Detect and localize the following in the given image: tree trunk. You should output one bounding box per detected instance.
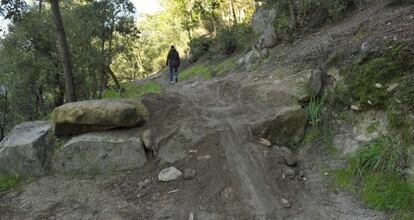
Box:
[39,0,43,13]
[99,18,106,98]
[288,0,296,30]
[0,91,8,141]
[50,0,77,102]
[231,2,238,25]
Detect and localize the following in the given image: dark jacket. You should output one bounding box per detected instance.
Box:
[166,49,180,68]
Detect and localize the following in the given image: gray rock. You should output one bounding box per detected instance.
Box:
[183,168,196,180]
[279,146,297,166]
[309,69,324,97]
[281,164,295,177]
[253,105,308,148]
[260,48,270,58]
[387,83,398,93]
[158,167,182,182]
[0,121,51,176]
[258,138,272,147]
[52,99,149,136]
[251,8,277,35]
[142,129,154,152]
[52,131,147,174]
[258,25,277,49]
[281,198,291,208]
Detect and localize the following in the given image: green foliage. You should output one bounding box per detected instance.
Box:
[0,175,20,192]
[273,12,291,37]
[361,174,414,212]
[322,0,349,20]
[188,36,213,62]
[103,81,162,99]
[333,136,413,218]
[343,42,414,109]
[306,97,324,127]
[216,24,252,55]
[349,136,407,177]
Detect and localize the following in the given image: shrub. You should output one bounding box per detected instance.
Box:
[322,0,351,20]
[216,24,252,55]
[273,12,291,38]
[188,36,213,62]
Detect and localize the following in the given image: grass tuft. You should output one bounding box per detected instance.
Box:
[333,136,413,219]
[103,81,162,99]
[0,176,20,192]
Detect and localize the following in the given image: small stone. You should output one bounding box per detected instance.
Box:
[299,170,305,177]
[279,146,297,166]
[410,15,414,19]
[197,155,211,160]
[281,164,295,177]
[183,168,196,180]
[142,129,153,150]
[367,100,373,105]
[281,198,291,208]
[158,167,182,182]
[387,83,398,93]
[375,83,383,88]
[258,138,272,147]
[221,187,234,200]
[351,105,361,111]
[188,212,194,220]
[324,172,329,176]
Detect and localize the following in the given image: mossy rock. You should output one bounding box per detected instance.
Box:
[253,105,308,148]
[52,99,149,136]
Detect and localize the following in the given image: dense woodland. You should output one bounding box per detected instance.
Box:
[0,0,258,140]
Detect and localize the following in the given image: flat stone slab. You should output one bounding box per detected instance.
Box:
[52,131,147,174]
[51,99,149,136]
[0,121,51,176]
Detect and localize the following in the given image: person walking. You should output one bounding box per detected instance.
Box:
[166,45,180,83]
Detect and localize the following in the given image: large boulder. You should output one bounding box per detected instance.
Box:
[52,131,147,174]
[52,99,149,136]
[253,106,308,148]
[0,121,51,176]
[251,8,277,36]
[257,25,277,49]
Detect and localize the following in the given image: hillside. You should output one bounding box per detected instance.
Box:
[1,1,414,219]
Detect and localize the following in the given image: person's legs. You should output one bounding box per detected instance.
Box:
[169,65,174,82]
[174,67,178,82]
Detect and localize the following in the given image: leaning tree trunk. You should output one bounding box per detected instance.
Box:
[288,0,297,30]
[50,0,77,102]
